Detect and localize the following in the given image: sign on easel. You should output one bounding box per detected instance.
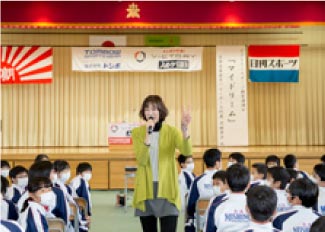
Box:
[108,122,140,145]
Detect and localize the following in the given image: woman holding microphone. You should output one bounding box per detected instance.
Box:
[132,95,192,232]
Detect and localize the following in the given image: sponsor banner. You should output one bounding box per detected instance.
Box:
[108,122,140,145]
[1,46,53,84]
[216,46,248,146]
[248,45,300,82]
[89,35,127,47]
[72,47,202,72]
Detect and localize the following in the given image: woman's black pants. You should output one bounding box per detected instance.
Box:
[140,215,178,232]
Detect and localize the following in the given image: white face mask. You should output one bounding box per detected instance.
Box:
[1,169,10,178]
[59,171,71,184]
[227,161,234,168]
[83,173,92,182]
[17,177,28,188]
[185,163,195,172]
[40,191,56,208]
[213,186,221,195]
[52,173,58,184]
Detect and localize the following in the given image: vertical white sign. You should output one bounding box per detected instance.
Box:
[216,46,248,146]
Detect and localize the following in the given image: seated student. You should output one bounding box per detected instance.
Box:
[1,176,18,220]
[17,161,68,225]
[250,163,267,188]
[212,170,229,196]
[18,177,55,232]
[312,164,325,215]
[273,178,320,231]
[267,167,291,214]
[1,160,11,178]
[186,149,222,223]
[34,154,49,163]
[0,219,23,232]
[53,160,73,201]
[284,154,309,179]
[228,152,245,167]
[242,186,280,232]
[265,155,280,168]
[310,216,325,232]
[204,164,250,232]
[178,154,195,210]
[70,162,93,226]
[7,165,28,204]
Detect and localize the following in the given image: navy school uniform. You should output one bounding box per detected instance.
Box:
[1,199,18,220]
[273,205,321,232]
[204,193,249,232]
[204,193,228,232]
[18,201,49,232]
[7,184,26,204]
[0,219,23,232]
[179,169,195,210]
[187,170,217,219]
[249,180,266,190]
[70,175,92,216]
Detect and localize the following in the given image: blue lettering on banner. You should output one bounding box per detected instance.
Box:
[224,210,249,222]
[293,223,311,232]
[320,205,325,214]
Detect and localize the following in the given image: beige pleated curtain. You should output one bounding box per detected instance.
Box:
[1,26,325,146]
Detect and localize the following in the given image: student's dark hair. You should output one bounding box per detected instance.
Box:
[265,155,280,167]
[177,154,192,166]
[321,155,325,163]
[28,161,53,180]
[9,165,28,179]
[246,186,277,222]
[288,178,318,208]
[34,154,49,163]
[229,152,245,164]
[314,163,325,181]
[1,176,9,195]
[203,149,222,168]
[1,160,10,168]
[267,167,290,190]
[53,160,70,173]
[252,163,267,179]
[139,95,168,121]
[213,170,227,184]
[226,164,250,192]
[284,154,297,169]
[22,177,52,212]
[287,168,298,181]
[310,216,325,232]
[77,162,92,174]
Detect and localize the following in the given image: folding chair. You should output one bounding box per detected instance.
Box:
[124,166,137,212]
[74,197,88,218]
[47,218,65,232]
[195,198,211,232]
[69,202,79,232]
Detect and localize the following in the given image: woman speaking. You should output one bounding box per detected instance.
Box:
[132,95,192,232]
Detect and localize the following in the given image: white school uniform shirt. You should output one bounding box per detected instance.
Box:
[242,222,281,232]
[6,184,25,202]
[18,201,50,232]
[179,169,195,210]
[316,186,325,215]
[273,205,321,232]
[275,189,292,214]
[207,193,250,232]
[70,175,92,210]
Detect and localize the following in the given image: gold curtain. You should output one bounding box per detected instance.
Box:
[1,26,325,146]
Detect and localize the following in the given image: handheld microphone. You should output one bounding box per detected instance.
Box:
[148,116,154,134]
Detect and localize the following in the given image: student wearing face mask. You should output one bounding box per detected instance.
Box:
[53,160,73,201]
[7,166,28,204]
[227,152,245,167]
[19,177,55,232]
[17,161,69,225]
[70,162,93,231]
[0,160,11,178]
[1,176,18,220]
[249,163,267,189]
[311,164,325,215]
[178,154,195,211]
[266,167,291,214]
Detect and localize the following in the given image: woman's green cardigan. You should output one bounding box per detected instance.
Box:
[131,123,192,212]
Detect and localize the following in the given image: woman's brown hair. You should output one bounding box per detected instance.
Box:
[139,95,169,121]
